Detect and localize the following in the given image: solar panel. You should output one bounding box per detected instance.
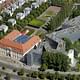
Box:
[15,35,30,44]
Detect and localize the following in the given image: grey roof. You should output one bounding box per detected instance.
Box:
[8,18,16,23]
[16,12,24,16]
[47,16,80,42]
[0,24,8,31]
[63,16,80,28]
[24,7,32,11]
[48,25,80,42]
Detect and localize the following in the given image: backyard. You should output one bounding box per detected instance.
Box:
[38,6,61,21]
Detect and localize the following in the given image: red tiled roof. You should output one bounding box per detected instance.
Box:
[0,30,41,54]
[4,30,21,40]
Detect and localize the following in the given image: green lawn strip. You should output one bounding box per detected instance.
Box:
[26,29,35,36]
[29,19,45,27]
[22,28,35,36]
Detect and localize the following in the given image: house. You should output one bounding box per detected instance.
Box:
[0,24,8,32]
[10,3,18,12]
[3,9,13,16]
[16,0,25,7]
[0,30,41,61]
[36,0,47,5]
[23,7,32,16]
[16,12,25,20]
[31,2,39,9]
[8,18,16,26]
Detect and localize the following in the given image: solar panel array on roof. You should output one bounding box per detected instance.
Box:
[15,35,30,44]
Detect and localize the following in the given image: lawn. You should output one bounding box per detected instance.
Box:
[29,19,45,27]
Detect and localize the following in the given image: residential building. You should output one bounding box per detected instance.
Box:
[3,9,13,16]
[16,12,25,20]
[23,7,32,16]
[36,0,47,4]
[16,0,25,7]
[8,18,16,26]
[0,30,41,61]
[0,24,8,32]
[31,2,39,9]
[9,3,18,12]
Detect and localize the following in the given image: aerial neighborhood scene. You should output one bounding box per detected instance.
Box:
[0,0,80,80]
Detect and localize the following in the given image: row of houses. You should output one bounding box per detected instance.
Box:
[2,0,47,18]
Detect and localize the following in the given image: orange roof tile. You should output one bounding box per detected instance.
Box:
[0,30,41,55]
[4,30,21,40]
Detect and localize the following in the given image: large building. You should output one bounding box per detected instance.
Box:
[45,16,80,52]
[0,30,41,61]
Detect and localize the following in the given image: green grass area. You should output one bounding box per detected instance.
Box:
[27,29,35,36]
[29,19,45,27]
[22,28,35,36]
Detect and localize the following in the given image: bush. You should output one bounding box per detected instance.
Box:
[26,73,31,77]
[2,66,6,70]
[31,71,38,78]
[46,72,54,80]
[38,72,45,79]
[39,64,47,71]
[17,69,25,76]
[13,69,17,72]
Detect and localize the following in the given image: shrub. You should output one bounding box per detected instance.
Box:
[2,66,6,70]
[17,69,25,76]
[13,69,17,72]
[38,72,45,79]
[31,71,38,78]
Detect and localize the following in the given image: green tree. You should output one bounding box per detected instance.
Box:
[31,71,38,78]
[38,72,45,79]
[63,38,72,51]
[17,69,25,76]
[41,51,70,71]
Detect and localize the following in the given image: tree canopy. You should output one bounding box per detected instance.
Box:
[40,51,70,71]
